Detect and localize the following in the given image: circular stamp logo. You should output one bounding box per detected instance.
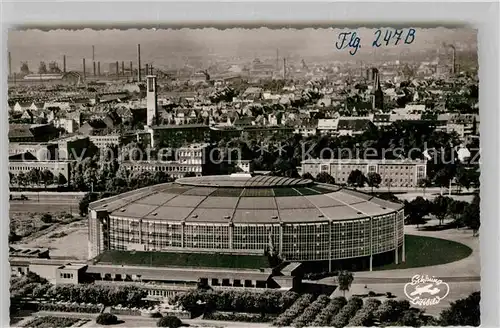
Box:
[404,274,450,306]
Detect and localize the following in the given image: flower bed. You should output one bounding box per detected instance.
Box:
[272,294,316,327]
[35,302,102,313]
[22,316,80,328]
[204,311,276,323]
[110,307,141,316]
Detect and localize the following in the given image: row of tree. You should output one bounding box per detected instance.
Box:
[404,194,480,235]
[9,169,67,189]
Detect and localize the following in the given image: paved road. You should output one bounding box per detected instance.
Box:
[9,192,83,213]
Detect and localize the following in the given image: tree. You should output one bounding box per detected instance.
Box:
[55,173,68,187]
[347,169,366,188]
[462,194,480,236]
[404,197,431,228]
[337,270,354,297]
[316,172,335,184]
[27,168,42,187]
[20,61,30,75]
[157,316,182,328]
[17,172,26,188]
[9,172,15,186]
[79,192,99,216]
[184,172,196,178]
[40,169,54,189]
[301,172,315,181]
[439,291,480,326]
[432,196,452,226]
[366,172,382,193]
[417,177,431,195]
[96,313,118,325]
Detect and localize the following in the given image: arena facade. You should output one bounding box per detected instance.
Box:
[88,174,405,271]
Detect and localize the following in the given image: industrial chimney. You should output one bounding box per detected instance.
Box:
[93,62,96,76]
[83,58,86,80]
[129,61,133,77]
[284,58,286,80]
[137,44,142,81]
[145,64,149,78]
[8,51,12,77]
[63,55,66,73]
[97,62,101,76]
[122,61,125,75]
[116,61,119,76]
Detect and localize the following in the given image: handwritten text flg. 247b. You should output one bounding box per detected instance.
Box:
[335,28,416,56]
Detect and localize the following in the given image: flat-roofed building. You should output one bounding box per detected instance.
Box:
[9,160,71,182]
[302,158,427,187]
[122,143,210,179]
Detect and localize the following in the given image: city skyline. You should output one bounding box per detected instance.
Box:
[8,27,477,71]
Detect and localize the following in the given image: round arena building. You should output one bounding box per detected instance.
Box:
[88,174,405,271]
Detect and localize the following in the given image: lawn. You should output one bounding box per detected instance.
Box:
[94,250,270,269]
[375,234,473,270]
[22,316,81,328]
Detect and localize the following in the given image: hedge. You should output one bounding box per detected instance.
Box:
[175,289,298,315]
[272,294,316,327]
[347,298,381,327]
[35,302,102,313]
[204,311,276,323]
[292,294,331,328]
[330,296,363,328]
[310,296,347,327]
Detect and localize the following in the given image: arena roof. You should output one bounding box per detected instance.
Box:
[90,175,403,224]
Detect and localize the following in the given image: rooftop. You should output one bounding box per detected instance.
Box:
[90,175,403,224]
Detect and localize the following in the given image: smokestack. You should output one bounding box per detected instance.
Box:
[283,58,286,80]
[98,62,101,76]
[130,61,133,77]
[137,44,141,81]
[93,61,96,76]
[122,61,125,75]
[8,51,11,77]
[145,64,149,77]
[276,49,279,70]
[116,61,119,76]
[63,55,66,73]
[92,45,95,62]
[451,47,456,75]
[83,58,86,80]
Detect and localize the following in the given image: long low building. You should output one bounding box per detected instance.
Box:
[302,158,427,188]
[88,174,405,271]
[9,160,71,181]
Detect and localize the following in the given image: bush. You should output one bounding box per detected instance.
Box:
[310,296,347,327]
[96,313,118,325]
[40,213,54,223]
[374,299,411,324]
[272,294,315,327]
[330,296,363,328]
[157,316,182,328]
[347,298,381,327]
[292,294,331,327]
